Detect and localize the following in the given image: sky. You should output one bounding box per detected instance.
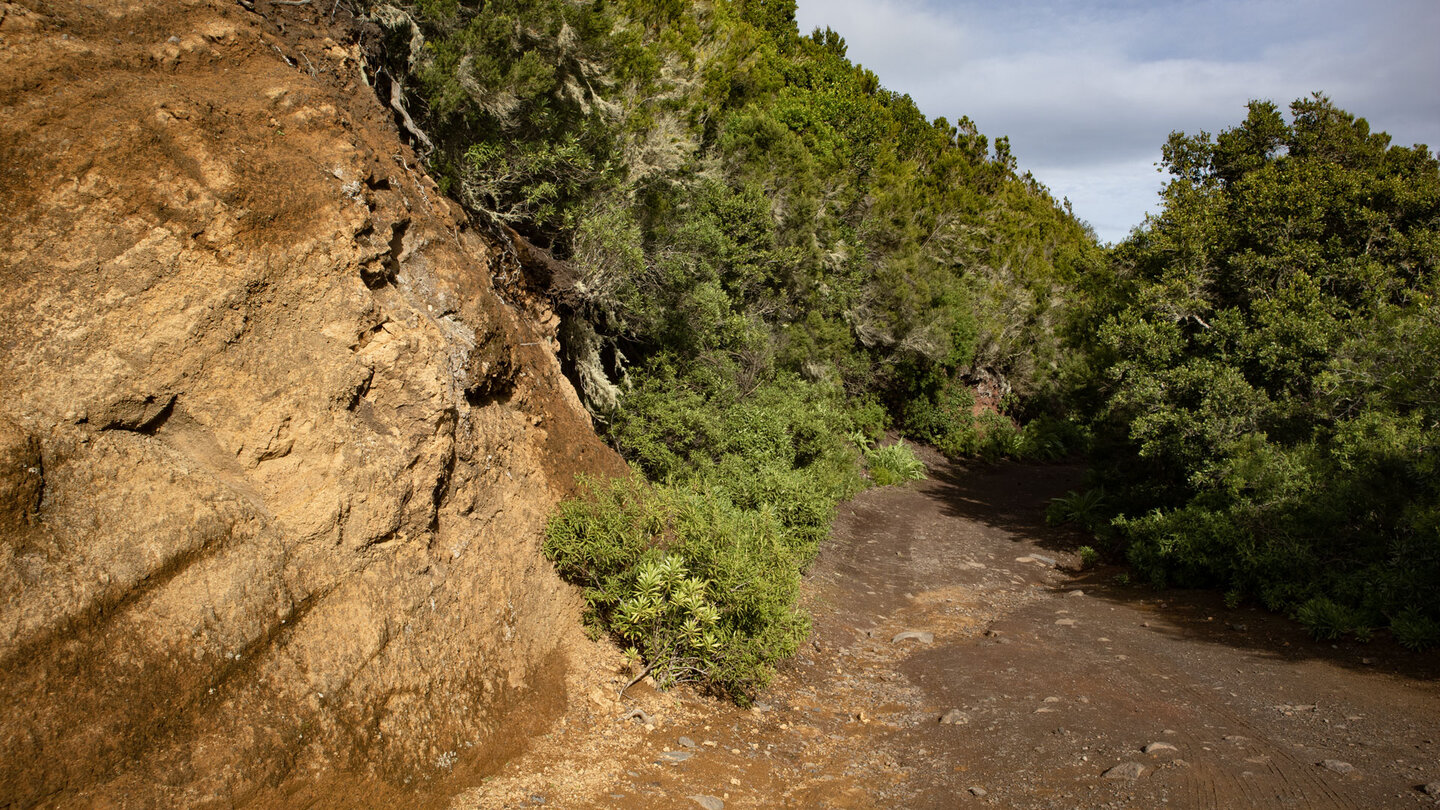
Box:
[793,0,1440,244]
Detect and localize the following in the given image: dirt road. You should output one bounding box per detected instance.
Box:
[453,454,1440,808]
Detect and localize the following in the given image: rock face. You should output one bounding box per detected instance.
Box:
[0,0,622,805]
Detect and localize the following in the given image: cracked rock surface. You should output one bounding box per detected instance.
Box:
[0,1,621,805]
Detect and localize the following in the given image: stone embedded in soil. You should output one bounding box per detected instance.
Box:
[1144,742,1179,754]
[1103,762,1147,780]
[690,796,725,810]
[620,708,654,725]
[969,786,988,796]
[1320,759,1355,775]
[659,751,693,764]
[678,736,696,748]
[892,630,935,644]
[939,709,970,725]
[1421,781,1440,797]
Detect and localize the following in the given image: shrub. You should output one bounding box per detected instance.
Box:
[545,476,812,698]
[1391,609,1440,652]
[1295,597,1367,642]
[1046,488,1107,530]
[1076,545,1100,569]
[864,440,927,486]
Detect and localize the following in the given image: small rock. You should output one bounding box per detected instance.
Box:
[689,796,724,810]
[1103,762,1146,780]
[892,630,934,644]
[1067,589,1085,598]
[619,707,654,725]
[939,709,969,725]
[969,786,988,797]
[750,701,772,712]
[1144,742,1179,754]
[1320,759,1355,775]
[1031,554,1058,567]
[659,750,693,764]
[1421,782,1440,797]
[1055,618,1077,627]
[678,736,696,748]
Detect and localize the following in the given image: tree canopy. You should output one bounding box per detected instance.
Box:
[1074,94,1439,648]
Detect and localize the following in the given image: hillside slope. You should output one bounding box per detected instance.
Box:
[0,0,622,805]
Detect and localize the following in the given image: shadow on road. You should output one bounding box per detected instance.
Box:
[922,455,1440,683]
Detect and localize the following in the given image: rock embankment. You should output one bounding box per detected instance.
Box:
[0,0,621,804]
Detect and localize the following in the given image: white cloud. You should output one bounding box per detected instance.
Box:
[795,0,1440,243]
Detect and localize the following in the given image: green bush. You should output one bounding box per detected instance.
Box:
[1295,597,1366,641]
[545,476,813,698]
[1046,488,1108,530]
[864,439,927,486]
[1391,609,1440,652]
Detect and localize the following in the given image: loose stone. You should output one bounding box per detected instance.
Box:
[1320,759,1355,775]
[939,709,969,725]
[1103,762,1146,780]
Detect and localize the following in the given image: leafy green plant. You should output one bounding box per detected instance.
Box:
[545,475,816,699]
[864,440,927,486]
[1295,597,1365,641]
[1045,488,1107,529]
[1391,609,1440,652]
[610,554,723,687]
[1076,545,1100,569]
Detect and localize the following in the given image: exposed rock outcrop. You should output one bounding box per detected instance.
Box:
[0,0,623,804]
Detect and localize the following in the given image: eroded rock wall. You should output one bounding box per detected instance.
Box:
[0,0,622,804]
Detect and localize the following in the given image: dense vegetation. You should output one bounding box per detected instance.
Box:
[1068,95,1440,649]
[360,0,1438,692]
[364,0,1092,697]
